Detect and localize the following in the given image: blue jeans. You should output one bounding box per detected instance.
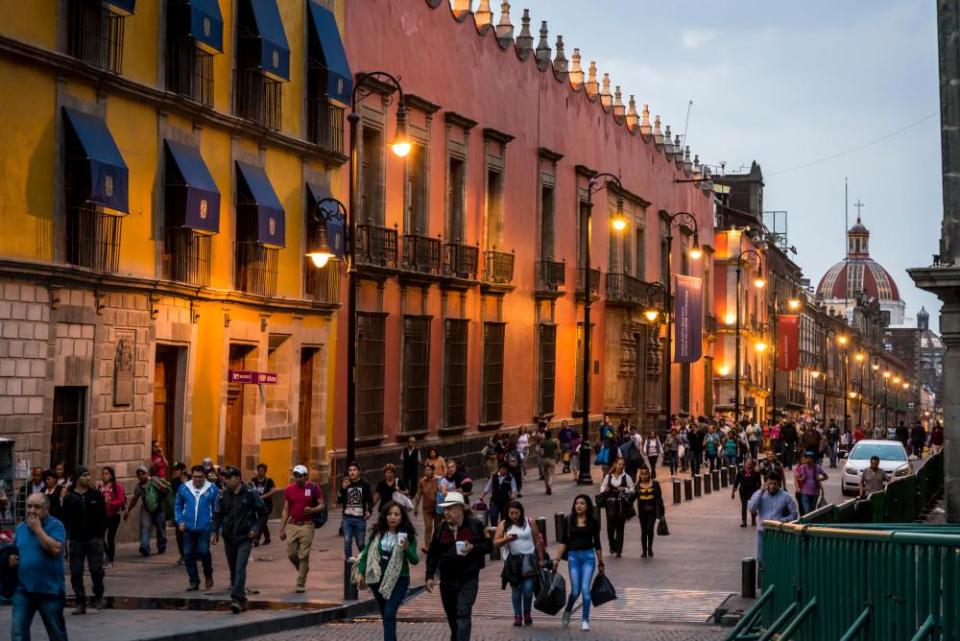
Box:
[342,515,366,559]
[372,575,409,641]
[799,493,818,516]
[11,588,68,641]
[224,538,253,603]
[140,506,167,554]
[565,549,596,622]
[183,529,213,585]
[756,531,765,566]
[725,454,738,467]
[511,576,535,617]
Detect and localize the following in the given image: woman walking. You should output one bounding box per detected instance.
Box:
[641,430,663,478]
[553,494,604,631]
[373,463,407,512]
[494,500,545,626]
[663,429,681,477]
[635,466,664,558]
[599,459,634,558]
[356,502,419,641]
[731,458,762,527]
[99,466,126,568]
[425,448,446,482]
[413,463,439,552]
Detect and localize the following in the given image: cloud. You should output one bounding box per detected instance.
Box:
[680,29,717,49]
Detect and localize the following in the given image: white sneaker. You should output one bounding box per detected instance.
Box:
[581,621,590,631]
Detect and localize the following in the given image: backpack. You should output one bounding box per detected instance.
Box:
[309,483,328,528]
[618,440,639,465]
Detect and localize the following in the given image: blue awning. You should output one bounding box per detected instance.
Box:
[246,0,290,81]
[62,107,129,214]
[236,161,285,247]
[174,0,223,53]
[104,0,136,15]
[306,183,344,258]
[165,140,221,234]
[307,1,353,104]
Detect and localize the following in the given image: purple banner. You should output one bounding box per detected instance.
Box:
[674,274,703,363]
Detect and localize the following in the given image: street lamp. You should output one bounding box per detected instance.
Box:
[854,352,865,429]
[662,212,702,429]
[342,70,409,464]
[837,335,850,431]
[577,172,627,484]
[882,370,892,429]
[305,198,347,269]
[770,294,802,424]
[871,361,880,429]
[734,249,765,423]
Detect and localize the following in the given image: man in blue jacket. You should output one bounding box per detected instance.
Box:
[175,465,219,591]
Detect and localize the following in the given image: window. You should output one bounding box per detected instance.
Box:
[578,201,590,269]
[306,54,344,152]
[406,143,429,234]
[68,0,126,73]
[51,387,86,475]
[635,228,646,279]
[485,169,504,249]
[357,313,386,439]
[660,236,669,285]
[234,0,288,129]
[540,183,555,259]
[444,320,469,428]
[538,323,557,416]
[482,323,505,424]
[235,242,278,296]
[164,228,211,285]
[402,317,431,433]
[447,156,466,243]
[66,207,122,273]
[360,125,384,225]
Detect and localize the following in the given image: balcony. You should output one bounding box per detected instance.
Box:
[605,272,646,305]
[306,97,345,154]
[304,258,341,305]
[66,207,122,273]
[162,227,211,286]
[535,259,566,292]
[69,0,125,74]
[167,39,213,106]
[234,69,281,130]
[576,267,601,299]
[235,242,278,297]
[402,233,441,274]
[483,250,515,286]
[356,224,398,269]
[443,242,479,280]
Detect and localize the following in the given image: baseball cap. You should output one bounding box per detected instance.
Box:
[222,466,242,478]
[292,465,308,476]
[136,465,149,474]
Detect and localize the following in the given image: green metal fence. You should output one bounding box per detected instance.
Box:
[727,452,953,640]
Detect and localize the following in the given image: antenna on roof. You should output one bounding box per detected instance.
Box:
[844,176,849,257]
[682,100,693,145]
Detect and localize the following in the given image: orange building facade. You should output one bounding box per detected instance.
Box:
[334,0,715,462]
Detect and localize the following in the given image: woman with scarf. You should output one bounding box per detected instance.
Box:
[494,500,545,626]
[356,501,419,641]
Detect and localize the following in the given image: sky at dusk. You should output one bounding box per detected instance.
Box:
[516,0,943,330]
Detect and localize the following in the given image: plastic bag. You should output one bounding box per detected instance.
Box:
[533,569,567,615]
[590,573,617,607]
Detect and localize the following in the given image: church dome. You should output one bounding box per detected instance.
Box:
[815,217,901,302]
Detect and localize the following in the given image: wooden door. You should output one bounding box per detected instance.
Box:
[153,347,177,462]
[297,349,317,467]
[225,345,249,467]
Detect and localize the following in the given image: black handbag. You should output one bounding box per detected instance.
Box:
[656,517,670,536]
[590,573,617,607]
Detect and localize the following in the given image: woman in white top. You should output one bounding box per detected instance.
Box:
[599,458,635,557]
[641,431,664,479]
[494,500,545,627]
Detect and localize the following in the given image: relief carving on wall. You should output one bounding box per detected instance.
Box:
[113,329,135,406]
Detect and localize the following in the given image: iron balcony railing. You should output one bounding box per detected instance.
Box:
[535,259,566,291]
[576,267,602,297]
[306,98,345,153]
[66,207,122,273]
[167,39,213,106]
[162,227,211,286]
[304,258,341,304]
[483,250,514,285]
[356,224,398,269]
[234,68,281,130]
[235,242,278,297]
[443,242,479,280]
[69,0,125,73]
[402,233,440,274]
[605,272,646,305]
[705,314,718,335]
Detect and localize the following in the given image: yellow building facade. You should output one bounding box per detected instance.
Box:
[0,0,350,507]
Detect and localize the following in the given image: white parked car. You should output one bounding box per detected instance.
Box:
[841,440,912,497]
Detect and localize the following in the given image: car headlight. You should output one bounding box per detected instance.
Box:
[895,467,910,477]
[845,467,859,476]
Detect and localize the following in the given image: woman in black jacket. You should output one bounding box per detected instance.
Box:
[731,458,763,527]
[634,466,664,558]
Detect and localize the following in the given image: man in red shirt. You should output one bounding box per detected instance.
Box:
[279,465,324,592]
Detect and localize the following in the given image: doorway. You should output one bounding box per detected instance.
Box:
[153,346,181,464]
[51,387,86,474]
[297,348,319,468]
[226,344,255,467]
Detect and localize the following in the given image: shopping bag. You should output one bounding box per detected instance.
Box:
[589,573,617,607]
[533,570,567,615]
[657,517,670,536]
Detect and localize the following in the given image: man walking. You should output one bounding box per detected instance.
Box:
[279,465,324,593]
[175,465,218,591]
[747,477,798,568]
[732,459,762,527]
[124,466,170,556]
[61,467,106,614]
[860,456,889,497]
[10,493,69,641]
[250,464,280,546]
[400,438,421,500]
[794,452,828,516]
[15,467,45,522]
[425,491,491,641]
[212,467,268,614]
[337,462,373,560]
[825,420,841,469]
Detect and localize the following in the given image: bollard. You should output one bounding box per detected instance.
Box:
[742,557,757,599]
[729,465,738,481]
[672,478,681,504]
[487,527,499,561]
[712,469,720,491]
[720,467,729,487]
[344,559,358,600]
[554,512,568,544]
[693,474,702,497]
[683,478,693,501]
[536,517,548,543]
[703,474,712,494]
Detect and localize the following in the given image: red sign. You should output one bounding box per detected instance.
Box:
[228,370,278,384]
[777,315,799,371]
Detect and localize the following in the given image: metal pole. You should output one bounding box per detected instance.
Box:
[578,197,593,485]
[884,380,888,429]
[734,263,742,424]
[664,231,674,429]
[842,351,848,431]
[858,363,864,428]
[772,299,778,424]
[346,110,360,465]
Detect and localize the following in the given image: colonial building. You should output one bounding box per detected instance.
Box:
[884,306,945,423]
[0,0,353,493]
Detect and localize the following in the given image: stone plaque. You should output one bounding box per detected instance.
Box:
[113,330,135,406]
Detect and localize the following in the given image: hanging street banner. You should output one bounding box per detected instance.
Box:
[674,274,703,363]
[778,314,800,371]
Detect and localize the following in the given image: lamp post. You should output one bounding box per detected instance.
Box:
[837,334,849,430]
[902,381,911,425]
[854,351,865,429]
[870,361,879,430]
[733,249,765,424]
[770,296,802,424]
[883,371,892,429]
[577,172,628,485]
[662,212,702,430]
[341,71,410,464]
